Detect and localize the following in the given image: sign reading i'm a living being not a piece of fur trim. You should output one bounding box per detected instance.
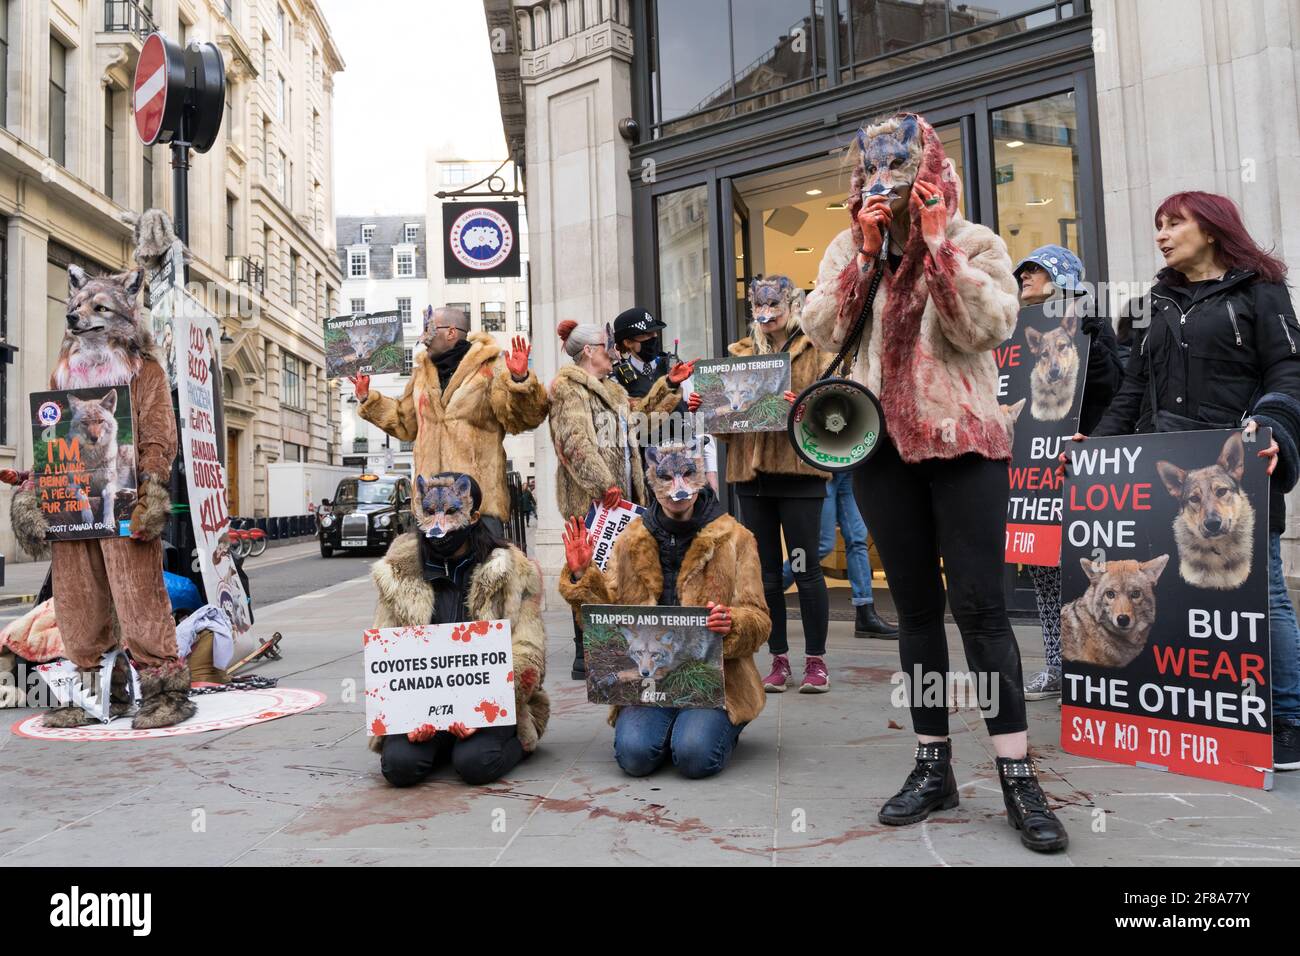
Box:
[997,301,1092,565]
[324,311,404,379]
[1059,429,1272,788]
[584,498,645,572]
[364,621,516,737]
[29,386,137,540]
[580,605,723,709]
[691,354,791,434]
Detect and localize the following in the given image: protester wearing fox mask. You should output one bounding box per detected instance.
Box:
[9,265,188,729]
[801,112,1068,852]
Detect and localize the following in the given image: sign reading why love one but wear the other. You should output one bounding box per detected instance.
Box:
[364,621,516,737]
[1059,429,1272,788]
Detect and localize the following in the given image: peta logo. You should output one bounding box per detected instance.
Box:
[49,886,151,936]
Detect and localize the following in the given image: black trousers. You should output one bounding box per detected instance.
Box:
[852,439,1027,736]
[738,493,829,656]
[380,726,524,787]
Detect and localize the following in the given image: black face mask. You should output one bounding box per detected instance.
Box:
[422,521,475,559]
[638,336,662,361]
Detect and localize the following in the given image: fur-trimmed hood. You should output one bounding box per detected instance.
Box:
[369,532,550,753]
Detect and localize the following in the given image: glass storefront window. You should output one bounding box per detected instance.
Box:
[935,121,966,218]
[653,0,732,128]
[992,91,1080,268]
[730,0,822,120]
[656,186,712,363]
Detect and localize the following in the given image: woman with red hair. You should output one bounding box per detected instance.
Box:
[1089,190,1300,771]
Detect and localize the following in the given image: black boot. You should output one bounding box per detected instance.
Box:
[878,740,959,825]
[571,636,586,681]
[854,603,898,639]
[996,756,1069,852]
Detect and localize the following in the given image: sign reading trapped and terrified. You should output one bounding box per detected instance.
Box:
[580,605,723,709]
[29,386,137,540]
[584,498,645,572]
[997,301,1091,565]
[1059,429,1273,788]
[363,621,516,737]
[324,311,404,379]
[691,354,792,434]
[442,201,520,280]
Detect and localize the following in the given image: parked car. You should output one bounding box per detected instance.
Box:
[317,473,414,557]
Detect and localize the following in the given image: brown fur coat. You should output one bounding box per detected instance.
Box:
[368,533,550,753]
[359,333,549,520]
[547,365,679,519]
[559,512,770,727]
[717,331,832,483]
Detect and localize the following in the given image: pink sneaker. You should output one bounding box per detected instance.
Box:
[800,656,830,694]
[762,654,792,693]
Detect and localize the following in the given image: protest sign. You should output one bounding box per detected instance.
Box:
[1059,429,1272,788]
[584,498,645,572]
[997,301,1091,565]
[363,620,516,737]
[580,605,723,708]
[324,311,404,378]
[30,385,136,540]
[691,353,791,433]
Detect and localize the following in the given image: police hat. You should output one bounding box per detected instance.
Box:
[612,307,666,342]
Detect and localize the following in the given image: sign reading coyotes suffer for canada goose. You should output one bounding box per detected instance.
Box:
[324,311,405,379]
[29,386,137,540]
[996,301,1091,565]
[1059,428,1273,788]
[580,605,723,709]
[691,354,791,434]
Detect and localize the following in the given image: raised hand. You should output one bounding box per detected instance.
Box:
[0,469,31,486]
[562,515,594,576]
[783,390,797,405]
[687,392,703,413]
[505,336,531,380]
[667,358,697,386]
[407,723,438,743]
[601,486,622,510]
[856,194,892,260]
[706,601,732,636]
[911,180,948,253]
[349,373,370,402]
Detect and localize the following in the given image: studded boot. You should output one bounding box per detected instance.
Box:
[878,739,959,826]
[996,756,1069,852]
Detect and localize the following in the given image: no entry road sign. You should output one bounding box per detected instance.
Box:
[133,33,179,146]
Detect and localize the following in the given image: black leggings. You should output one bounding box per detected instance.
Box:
[852,439,1027,736]
[381,725,524,787]
[738,493,829,656]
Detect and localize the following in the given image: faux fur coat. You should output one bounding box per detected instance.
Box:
[547,365,680,520]
[801,124,1019,463]
[716,331,832,483]
[359,332,549,520]
[558,512,771,727]
[368,532,550,754]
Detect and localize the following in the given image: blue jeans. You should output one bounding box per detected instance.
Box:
[782,473,874,605]
[1269,532,1300,726]
[613,706,744,779]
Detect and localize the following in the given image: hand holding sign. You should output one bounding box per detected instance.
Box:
[1056,432,1087,478]
[706,601,732,635]
[407,723,438,743]
[449,721,477,740]
[687,391,703,412]
[784,390,797,405]
[349,373,370,402]
[563,516,594,576]
[1243,419,1279,475]
[601,486,622,510]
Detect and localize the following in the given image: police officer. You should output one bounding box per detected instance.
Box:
[611,307,675,399]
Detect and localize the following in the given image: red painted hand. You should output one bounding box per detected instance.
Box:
[911,180,948,253]
[783,390,797,405]
[667,358,696,386]
[349,374,370,402]
[687,392,703,413]
[601,486,622,510]
[407,723,438,743]
[0,469,30,486]
[562,515,594,576]
[505,336,531,379]
[856,195,892,260]
[449,721,477,740]
[706,601,732,636]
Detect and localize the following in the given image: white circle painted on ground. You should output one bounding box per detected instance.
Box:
[10,687,326,742]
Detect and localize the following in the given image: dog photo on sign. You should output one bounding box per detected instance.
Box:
[1156,431,1255,590]
[1024,311,1081,422]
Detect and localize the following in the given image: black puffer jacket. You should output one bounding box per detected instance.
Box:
[641,486,724,606]
[1092,269,1300,531]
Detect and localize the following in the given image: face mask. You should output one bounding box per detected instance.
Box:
[423,520,475,557]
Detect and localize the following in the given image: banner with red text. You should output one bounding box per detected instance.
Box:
[1059,429,1272,788]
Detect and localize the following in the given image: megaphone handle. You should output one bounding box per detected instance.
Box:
[819,259,886,382]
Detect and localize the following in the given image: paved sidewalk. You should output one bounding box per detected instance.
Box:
[1,575,1296,867]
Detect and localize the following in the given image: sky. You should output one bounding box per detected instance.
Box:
[318,0,507,217]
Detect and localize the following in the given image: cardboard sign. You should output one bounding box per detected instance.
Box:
[324,311,404,379]
[30,386,137,540]
[997,301,1091,565]
[1059,429,1273,788]
[691,354,792,433]
[580,605,723,708]
[35,650,140,723]
[584,499,645,572]
[363,621,516,737]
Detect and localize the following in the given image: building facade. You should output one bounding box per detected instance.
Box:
[0,0,345,564]
[483,0,1300,596]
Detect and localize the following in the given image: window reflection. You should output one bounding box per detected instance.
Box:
[935,121,966,217]
[993,91,1080,267]
[656,187,713,363]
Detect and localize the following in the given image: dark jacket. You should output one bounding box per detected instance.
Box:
[1092,269,1300,531]
[1078,303,1125,434]
[640,486,725,606]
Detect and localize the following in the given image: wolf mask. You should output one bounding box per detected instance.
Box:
[55,266,153,390]
[644,442,707,504]
[749,276,802,327]
[415,473,479,543]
